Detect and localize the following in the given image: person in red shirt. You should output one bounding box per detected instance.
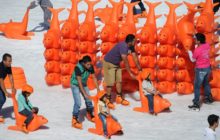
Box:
[187,33,213,111]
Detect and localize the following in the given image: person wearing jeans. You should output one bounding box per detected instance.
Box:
[71,85,93,118]
[142,74,161,115]
[187,33,213,110]
[0,53,16,123]
[193,67,212,105]
[130,0,146,15]
[70,55,100,129]
[97,91,120,139]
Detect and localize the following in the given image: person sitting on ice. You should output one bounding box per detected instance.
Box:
[142,74,163,115]
[98,92,122,139]
[70,55,100,129]
[18,84,38,134]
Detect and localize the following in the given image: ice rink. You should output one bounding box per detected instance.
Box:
[0,0,219,140]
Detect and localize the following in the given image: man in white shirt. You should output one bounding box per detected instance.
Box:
[204,114,219,140]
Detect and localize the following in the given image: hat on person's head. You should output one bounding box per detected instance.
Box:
[97,90,106,99]
[22,84,34,93]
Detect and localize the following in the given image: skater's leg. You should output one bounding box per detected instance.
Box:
[71,85,82,118]
[138,0,146,12]
[40,0,53,28]
[99,113,108,136]
[203,67,213,102]
[146,94,154,113]
[193,68,206,105]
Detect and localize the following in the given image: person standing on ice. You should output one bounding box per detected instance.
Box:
[29,0,53,30]
[204,114,219,140]
[130,0,146,15]
[70,55,100,129]
[187,33,213,111]
[103,34,142,108]
[0,53,16,123]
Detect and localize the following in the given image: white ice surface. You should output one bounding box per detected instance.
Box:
[0,0,220,140]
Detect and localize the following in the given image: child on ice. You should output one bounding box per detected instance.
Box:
[98,92,122,139]
[142,74,163,115]
[18,84,38,134]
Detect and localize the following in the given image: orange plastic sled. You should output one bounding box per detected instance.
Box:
[61,51,78,64]
[95,0,124,25]
[139,56,156,68]
[88,91,123,136]
[4,67,27,89]
[139,1,161,44]
[48,8,65,36]
[157,69,175,82]
[0,7,34,40]
[61,0,81,39]
[44,49,61,61]
[176,82,193,94]
[99,0,124,43]
[157,57,175,69]
[211,88,220,101]
[117,2,138,41]
[157,45,177,57]
[177,2,198,50]
[158,2,181,45]
[60,63,75,75]
[43,32,61,49]
[100,42,115,55]
[43,7,64,49]
[175,69,194,82]
[139,44,157,56]
[78,0,100,41]
[133,74,171,113]
[157,81,176,94]
[8,93,48,132]
[210,70,220,88]
[78,41,99,54]
[44,61,61,73]
[61,75,71,88]
[45,73,61,86]
[196,0,215,43]
[175,57,195,70]
[61,39,78,51]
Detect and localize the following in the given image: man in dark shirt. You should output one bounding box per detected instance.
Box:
[103,34,142,107]
[70,55,100,129]
[0,53,16,123]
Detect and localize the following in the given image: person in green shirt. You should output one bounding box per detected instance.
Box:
[70,55,100,129]
[18,84,38,134]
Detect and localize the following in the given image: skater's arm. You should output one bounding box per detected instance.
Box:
[0,78,11,97]
[8,74,16,94]
[76,76,90,98]
[131,52,142,71]
[121,55,136,79]
[91,74,100,92]
[187,50,196,62]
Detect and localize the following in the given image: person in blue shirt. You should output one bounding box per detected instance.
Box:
[18,84,38,134]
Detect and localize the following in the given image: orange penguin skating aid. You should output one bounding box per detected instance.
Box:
[0,7,34,40]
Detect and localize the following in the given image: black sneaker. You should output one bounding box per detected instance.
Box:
[188,103,200,111]
[204,98,213,104]
[204,97,214,104]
